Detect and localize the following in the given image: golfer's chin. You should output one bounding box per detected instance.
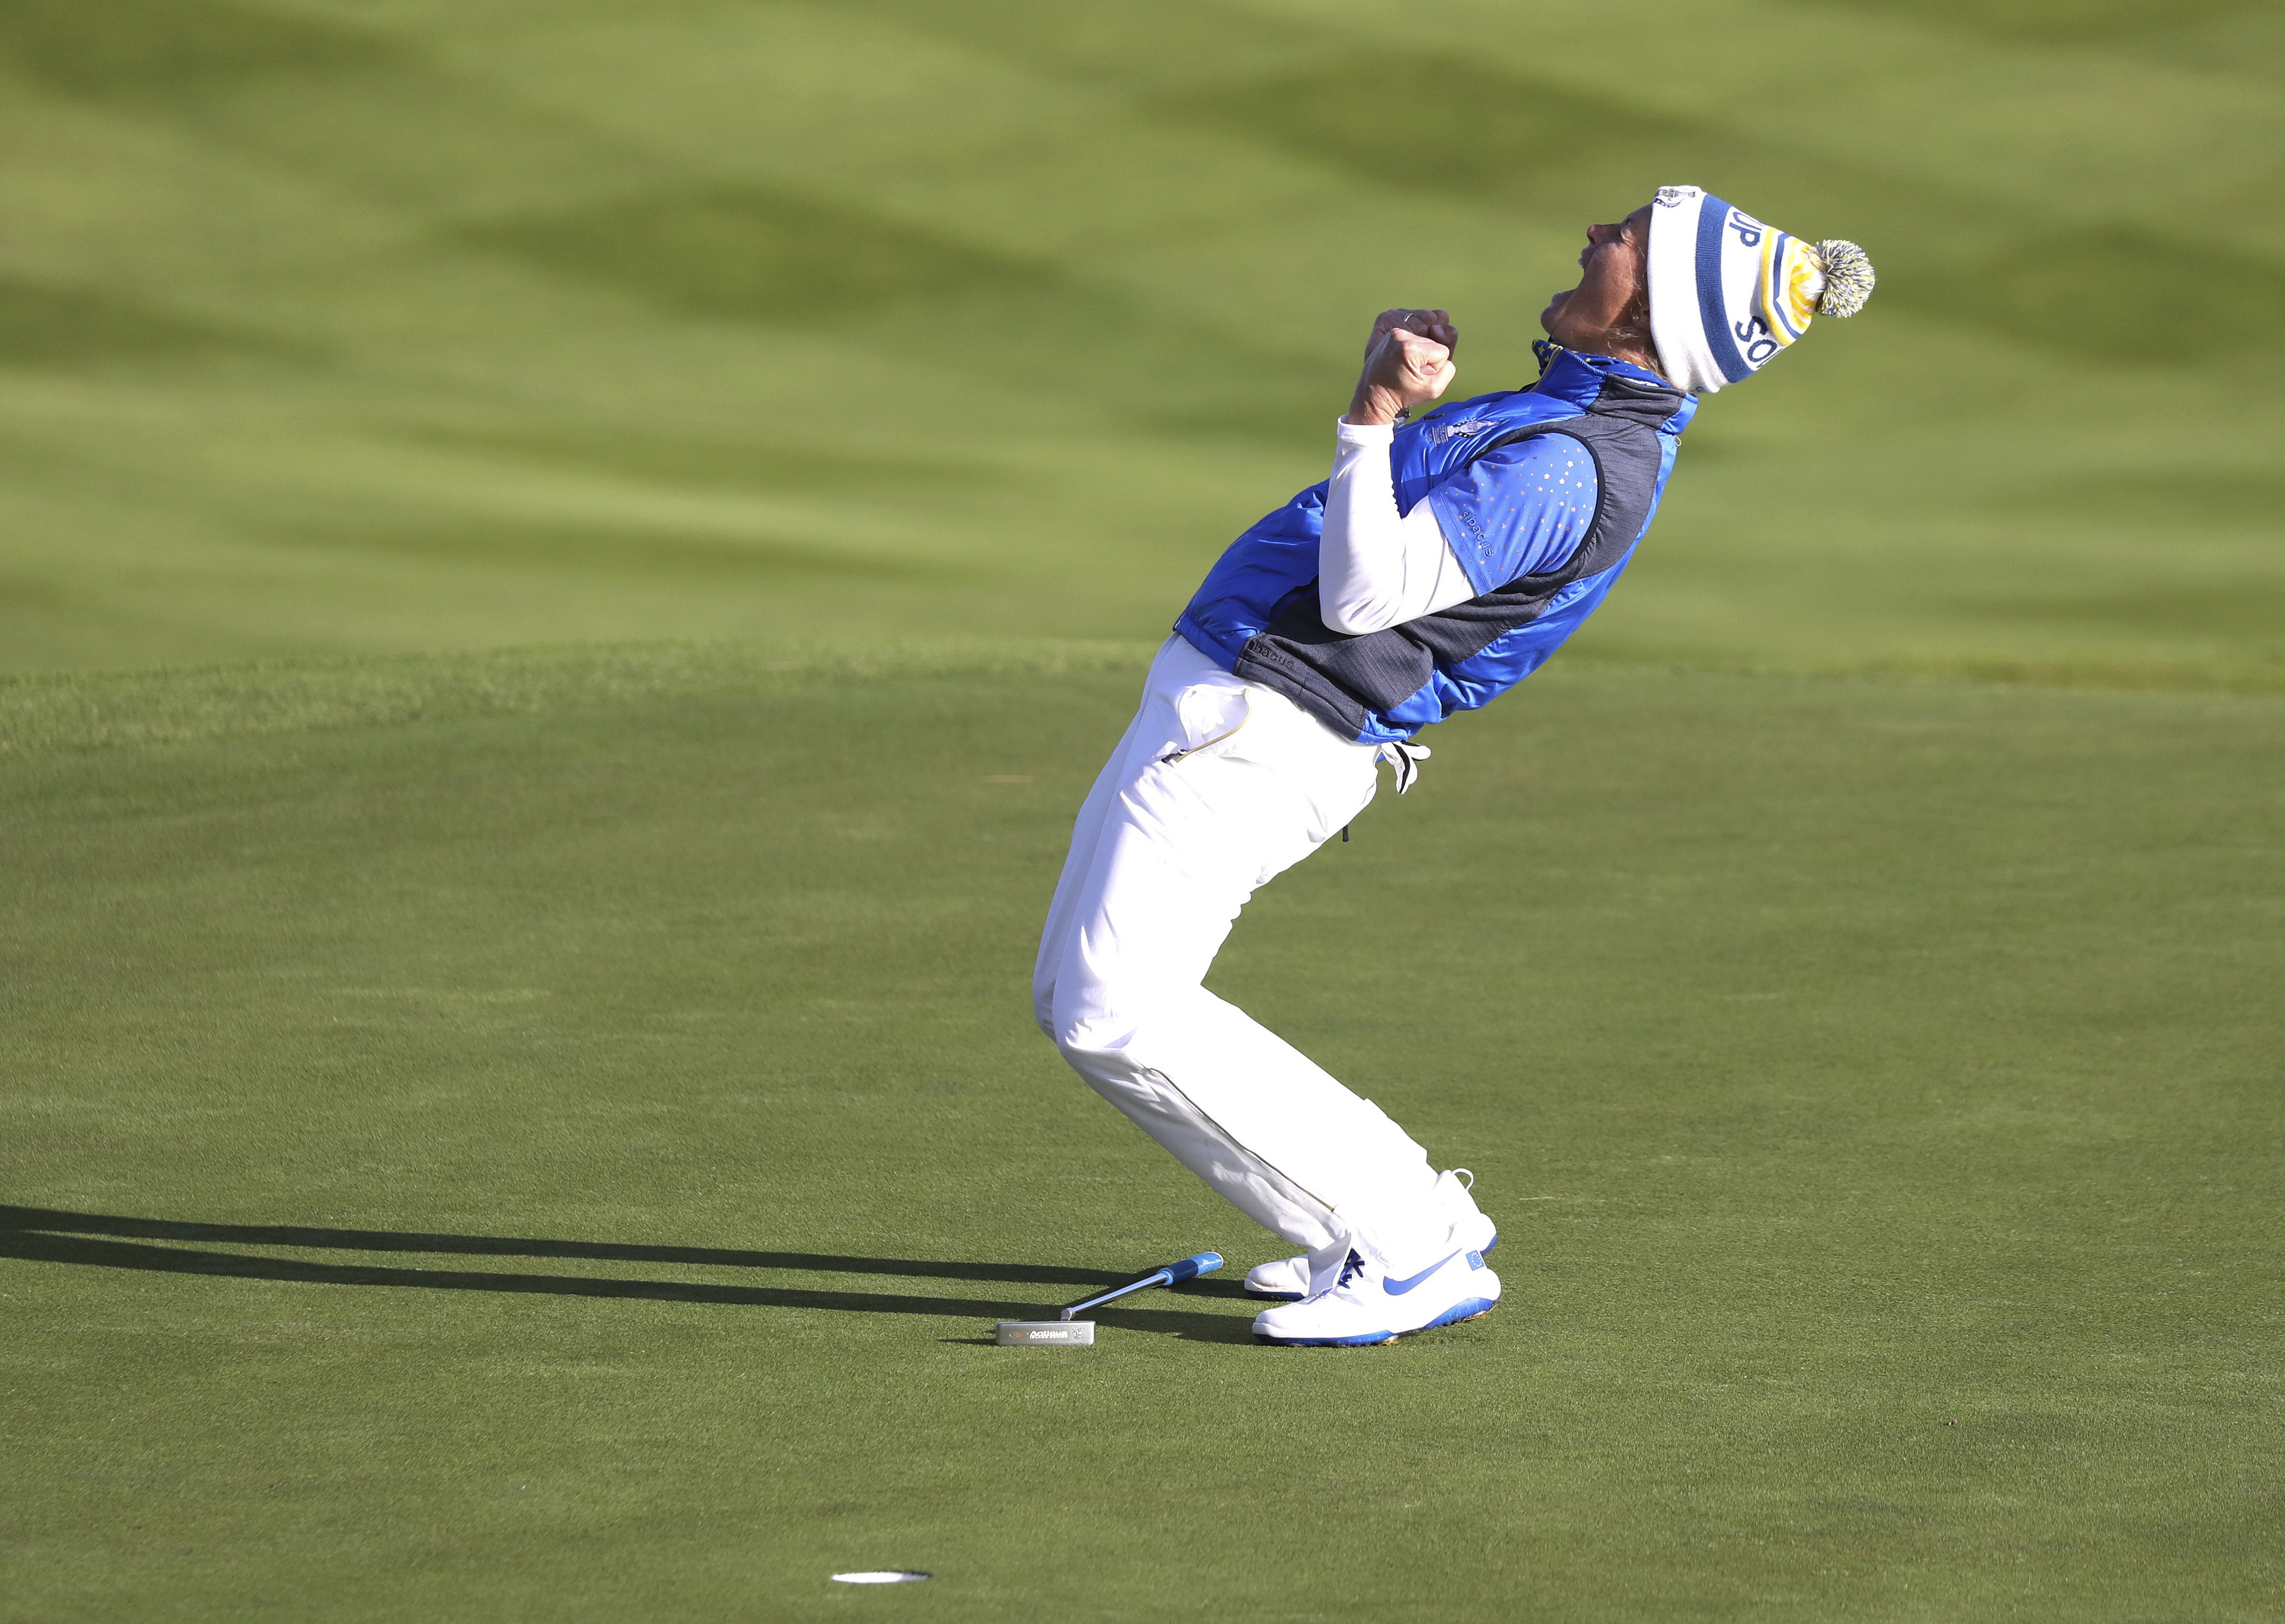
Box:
[1537,291,1571,340]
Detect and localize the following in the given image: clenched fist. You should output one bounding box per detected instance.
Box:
[1344,308,1458,427]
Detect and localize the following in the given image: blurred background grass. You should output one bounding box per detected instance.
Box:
[1,0,2278,684]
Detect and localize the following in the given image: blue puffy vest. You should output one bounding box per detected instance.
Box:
[1174,348,1695,744]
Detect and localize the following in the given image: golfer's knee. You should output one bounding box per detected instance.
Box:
[1050,1013,1103,1062]
[1046,992,1120,1065]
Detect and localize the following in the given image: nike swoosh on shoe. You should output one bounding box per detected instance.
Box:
[1381,1251,1463,1296]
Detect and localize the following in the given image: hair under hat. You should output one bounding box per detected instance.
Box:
[1646,185,1874,396]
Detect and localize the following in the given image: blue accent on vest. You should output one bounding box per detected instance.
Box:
[1696,195,1754,385]
[1426,435,1599,597]
[1390,422,1683,727]
[1173,350,1693,743]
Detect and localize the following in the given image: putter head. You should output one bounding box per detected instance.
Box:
[994,1320,1095,1347]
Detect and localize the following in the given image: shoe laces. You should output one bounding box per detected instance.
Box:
[1300,1249,1370,1304]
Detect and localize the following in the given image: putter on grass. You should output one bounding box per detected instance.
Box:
[993,1252,1222,1345]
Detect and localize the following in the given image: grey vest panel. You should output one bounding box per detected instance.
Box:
[1231,372,1680,738]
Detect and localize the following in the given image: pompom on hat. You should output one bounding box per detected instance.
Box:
[1646,184,1874,395]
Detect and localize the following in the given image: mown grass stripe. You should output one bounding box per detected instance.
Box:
[0,637,1157,757]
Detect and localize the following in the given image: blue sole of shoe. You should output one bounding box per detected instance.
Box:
[1424,1295,1499,1330]
[1254,1295,1499,1347]
[1243,1233,1499,1302]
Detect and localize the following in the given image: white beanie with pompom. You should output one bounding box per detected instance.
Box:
[1646,184,1874,395]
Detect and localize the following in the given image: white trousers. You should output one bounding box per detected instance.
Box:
[1033,636,1446,1269]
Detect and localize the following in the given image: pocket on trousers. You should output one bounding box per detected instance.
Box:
[1177,682,1249,749]
[1147,679,1252,764]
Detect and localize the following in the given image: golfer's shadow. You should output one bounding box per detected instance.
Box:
[0,1205,1257,1343]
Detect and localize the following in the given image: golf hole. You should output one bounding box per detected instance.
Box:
[831,1571,931,1585]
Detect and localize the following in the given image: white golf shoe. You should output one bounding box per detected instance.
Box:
[1243,1169,1497,1300]
[1251,1244,1500,1347]
[1241,1254,1315,1300]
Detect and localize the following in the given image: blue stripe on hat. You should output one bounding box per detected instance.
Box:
[1694,198,1754,385]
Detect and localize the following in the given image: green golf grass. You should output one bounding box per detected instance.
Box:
[5,0,2283,1616]
[5,647,2280,1619]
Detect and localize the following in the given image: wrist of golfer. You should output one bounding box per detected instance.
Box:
[1342,381,1413,427]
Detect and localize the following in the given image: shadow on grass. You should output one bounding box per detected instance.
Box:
[0,1205,1256,1340]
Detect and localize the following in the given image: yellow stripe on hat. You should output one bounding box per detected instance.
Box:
[1757,234,1818,347]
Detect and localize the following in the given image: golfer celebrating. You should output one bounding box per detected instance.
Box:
[1034,188,1873,1346]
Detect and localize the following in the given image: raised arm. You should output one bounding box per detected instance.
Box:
[1320,308,1473,635]
[1319,419,1476,634]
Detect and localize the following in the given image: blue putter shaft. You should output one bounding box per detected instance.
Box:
[1058,1252,1223,1320]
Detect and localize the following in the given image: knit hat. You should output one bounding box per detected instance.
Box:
[1646,184,1874,395]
